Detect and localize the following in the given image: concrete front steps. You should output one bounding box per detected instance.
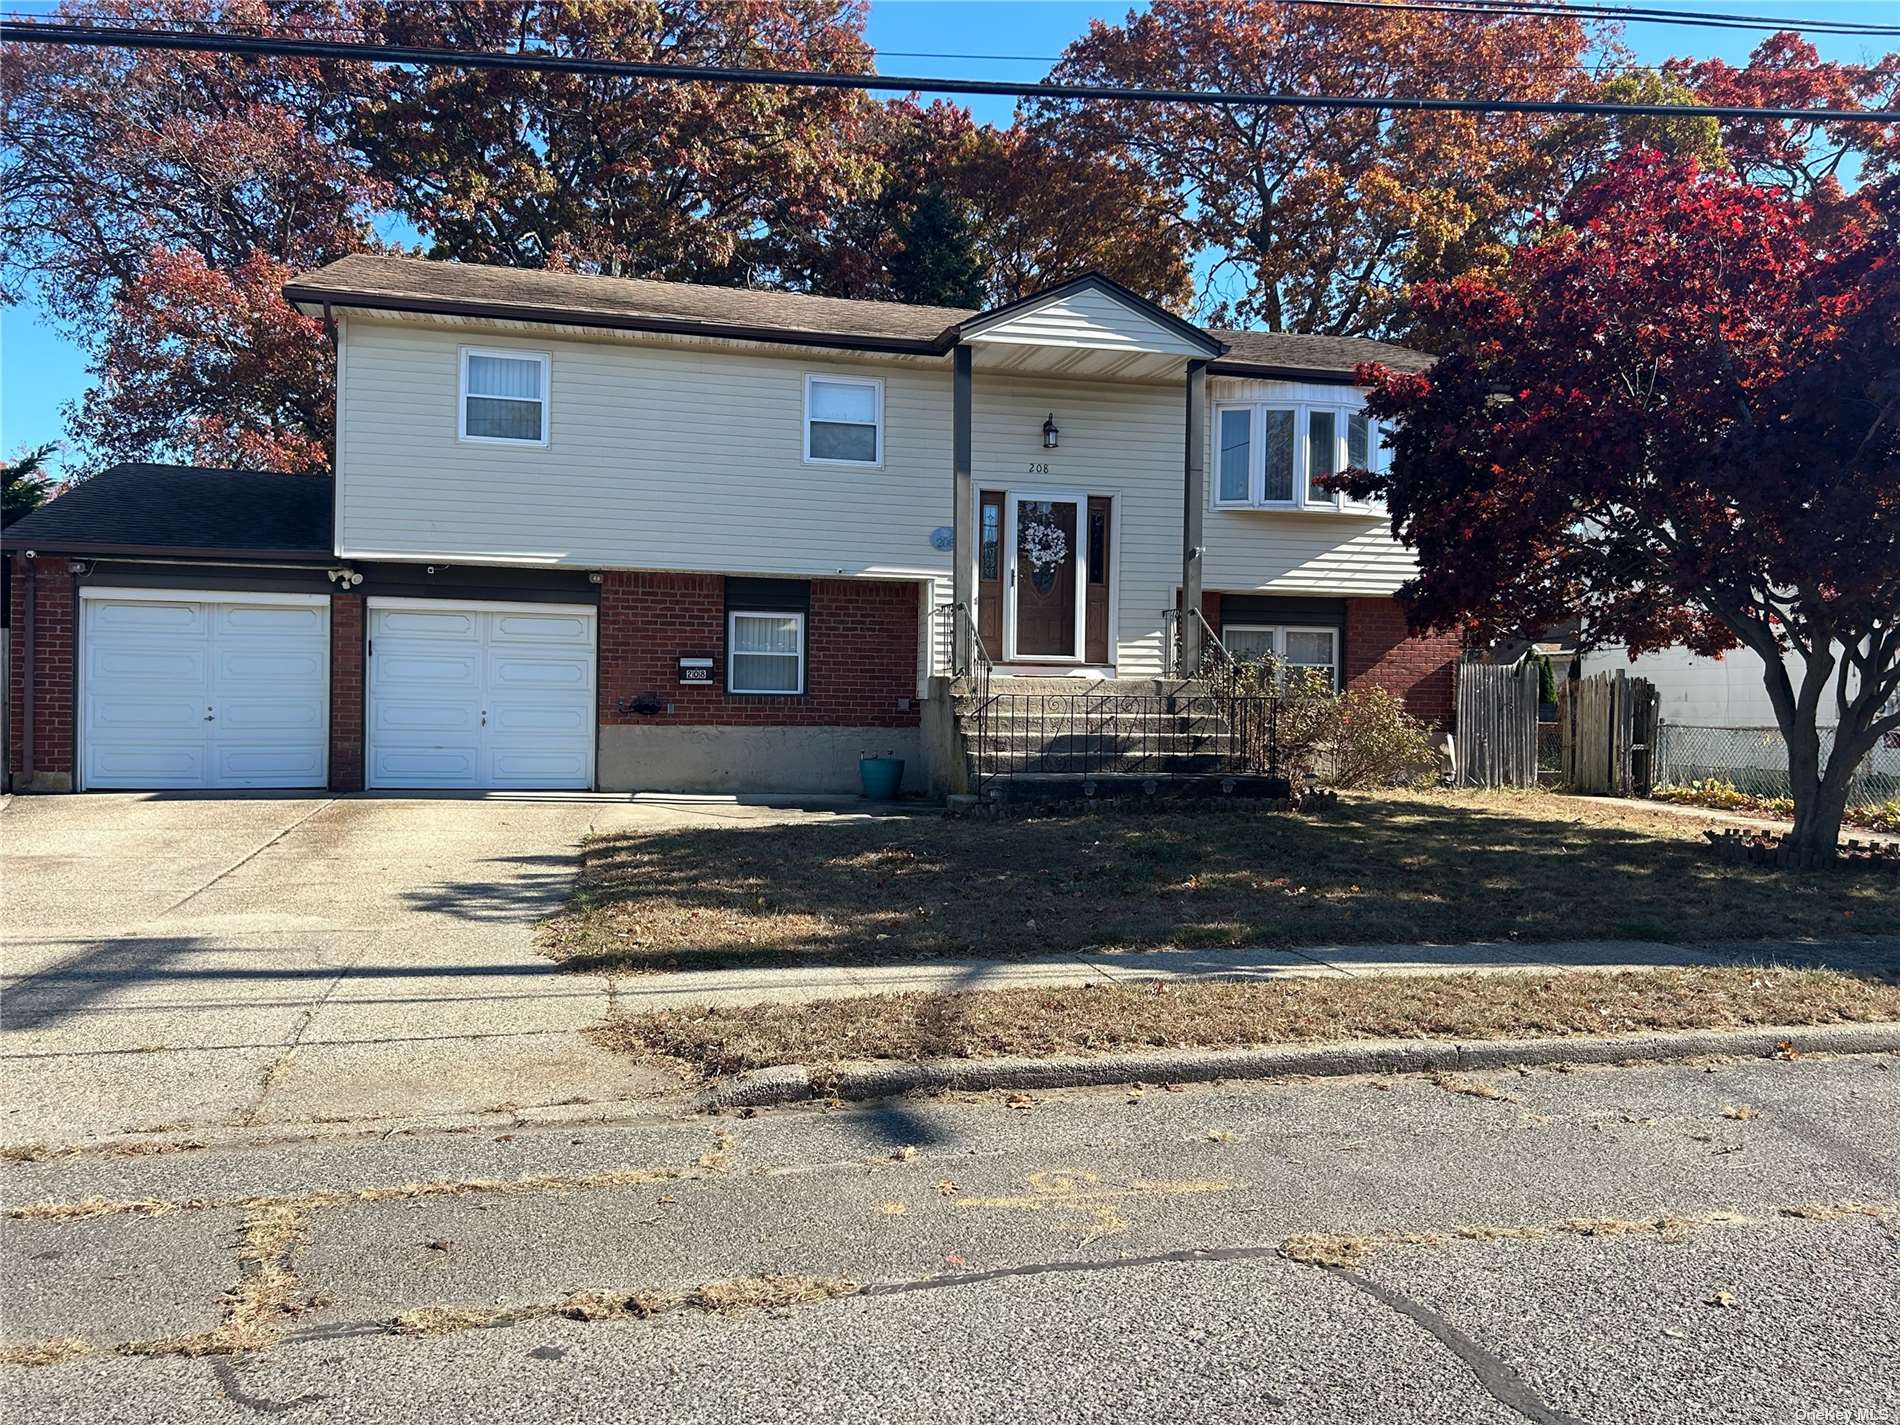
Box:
[950,675,1286,798]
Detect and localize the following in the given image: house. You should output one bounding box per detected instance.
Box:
[4,257,1458,796]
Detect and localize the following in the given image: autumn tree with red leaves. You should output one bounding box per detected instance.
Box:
[0,0,386,473]
[1340,155,1900,861]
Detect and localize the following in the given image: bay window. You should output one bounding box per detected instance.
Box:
[1211,399,1388,512]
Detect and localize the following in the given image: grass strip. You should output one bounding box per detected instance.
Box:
[588,967,1900,1080]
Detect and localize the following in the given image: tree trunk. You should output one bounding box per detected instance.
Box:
[1787,771,1848,867]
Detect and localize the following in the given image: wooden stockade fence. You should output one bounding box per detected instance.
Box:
[1560,669,1660,796]
[1454,660,1540,788]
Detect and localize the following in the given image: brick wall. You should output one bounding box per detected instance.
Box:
[598,572,920,729]
[1345,596,1459,726]
[329,592,365,791]
[7,556,75,787]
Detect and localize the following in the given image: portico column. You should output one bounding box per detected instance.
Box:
[951,344,974,673]
[1181,358,1208,674]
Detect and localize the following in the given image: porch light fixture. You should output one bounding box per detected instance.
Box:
[1041,414,1059,449]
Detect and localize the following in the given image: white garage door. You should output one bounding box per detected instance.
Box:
[80,589,330,790]
[366,598,596,790]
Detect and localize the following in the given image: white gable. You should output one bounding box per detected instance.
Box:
[963,285,1211,357]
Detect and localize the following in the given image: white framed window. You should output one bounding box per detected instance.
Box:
[460,348,549,445]
[1212,400,1386,512]
[1222,623,1340,688]
[804,374,882,466]
[728,610,806,695]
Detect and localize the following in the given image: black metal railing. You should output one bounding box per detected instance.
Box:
[958,686,1285,787]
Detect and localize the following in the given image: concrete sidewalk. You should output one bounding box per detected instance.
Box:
[605,936,1900,1011]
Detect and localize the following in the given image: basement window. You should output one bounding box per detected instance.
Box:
[728,610,806,695]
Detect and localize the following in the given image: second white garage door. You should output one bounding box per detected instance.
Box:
[366,598,596,790]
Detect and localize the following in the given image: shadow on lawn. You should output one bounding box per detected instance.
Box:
[544,799,1900,978]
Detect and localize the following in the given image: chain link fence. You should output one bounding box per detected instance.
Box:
[1653,723,1900,810]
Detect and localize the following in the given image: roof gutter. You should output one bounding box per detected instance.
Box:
[282,284,960,358]
[1205,360,1379,386]
[0,540,336,562]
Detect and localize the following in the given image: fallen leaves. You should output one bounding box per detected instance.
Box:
[1721,1105,1757,1121]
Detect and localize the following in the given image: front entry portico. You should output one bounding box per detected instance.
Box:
[945,274,1221,679]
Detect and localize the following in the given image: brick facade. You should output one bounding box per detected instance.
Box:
[1344,596,1459,726]
[329,592,365,791]
[7,555,76,789]
[598,572,921,729]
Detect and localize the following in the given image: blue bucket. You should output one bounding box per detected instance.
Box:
[859,755,905,801]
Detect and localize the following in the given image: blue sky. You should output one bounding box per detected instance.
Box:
[2,0,1893,476]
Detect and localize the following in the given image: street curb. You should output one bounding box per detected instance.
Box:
[693,1022,1900,1111]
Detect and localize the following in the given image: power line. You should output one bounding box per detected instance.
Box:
[1272,0,1900,36]
[3,21,1896,122]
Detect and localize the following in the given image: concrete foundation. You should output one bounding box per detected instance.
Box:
[598,723,927,796]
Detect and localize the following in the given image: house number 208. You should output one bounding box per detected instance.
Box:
[1026,462,1050,475]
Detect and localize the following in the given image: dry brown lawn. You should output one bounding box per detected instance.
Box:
[541,789,1899,975]
[591,967,1900,1079]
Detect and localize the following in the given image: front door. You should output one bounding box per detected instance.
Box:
[1009,494,1082,660]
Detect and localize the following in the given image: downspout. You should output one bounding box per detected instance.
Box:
[19,554,34,784]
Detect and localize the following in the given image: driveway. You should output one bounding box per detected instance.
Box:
[0,792,893,1147]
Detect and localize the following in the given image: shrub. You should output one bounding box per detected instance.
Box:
[1229,658,1439,788]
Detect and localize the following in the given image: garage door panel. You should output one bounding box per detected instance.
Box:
[370,746,482,785]
[487,699,592,736]
[216,744,327,784]
[487,652,592,690]
[217,694,327,734]
[82,594,327,790]
[368,602,595,790]
[87,600,209,637]
[87,694,210,738]
[374,647,483,692]
[86,741,209,787]
[88,641,211,687]
[216,603,328,638]
[217,646,328,686]
[490,611,592,644]
[488,747,592,784]
[376,608,481,640]
[371,697,480,734]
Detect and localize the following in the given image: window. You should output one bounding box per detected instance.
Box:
[460,349,548,444]
[980,501,1001,581]
[1306,409,1337,505]
[1217,407,1252,503]
[1221,624,1340,688]
[728,611,805,694]
[805,375,882,465]
[1211,400,1383,511]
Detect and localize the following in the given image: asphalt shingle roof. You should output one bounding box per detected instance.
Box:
[1,463,333,557]
[286,254,1433,375]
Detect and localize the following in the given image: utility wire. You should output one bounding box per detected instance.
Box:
[1271,0,1900,37]
[3,21,1896,121]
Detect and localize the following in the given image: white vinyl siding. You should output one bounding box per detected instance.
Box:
[728,610,805,694]
[338,321,950,585]
[460,348,548,445]
[804,374,881,466]
[962,286,1211,356]
[1201,376,1416,600]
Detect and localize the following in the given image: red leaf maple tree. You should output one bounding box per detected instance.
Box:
[1340,153,1899,859]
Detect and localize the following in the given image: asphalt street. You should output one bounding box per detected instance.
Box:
[4,1053,1897,1423]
